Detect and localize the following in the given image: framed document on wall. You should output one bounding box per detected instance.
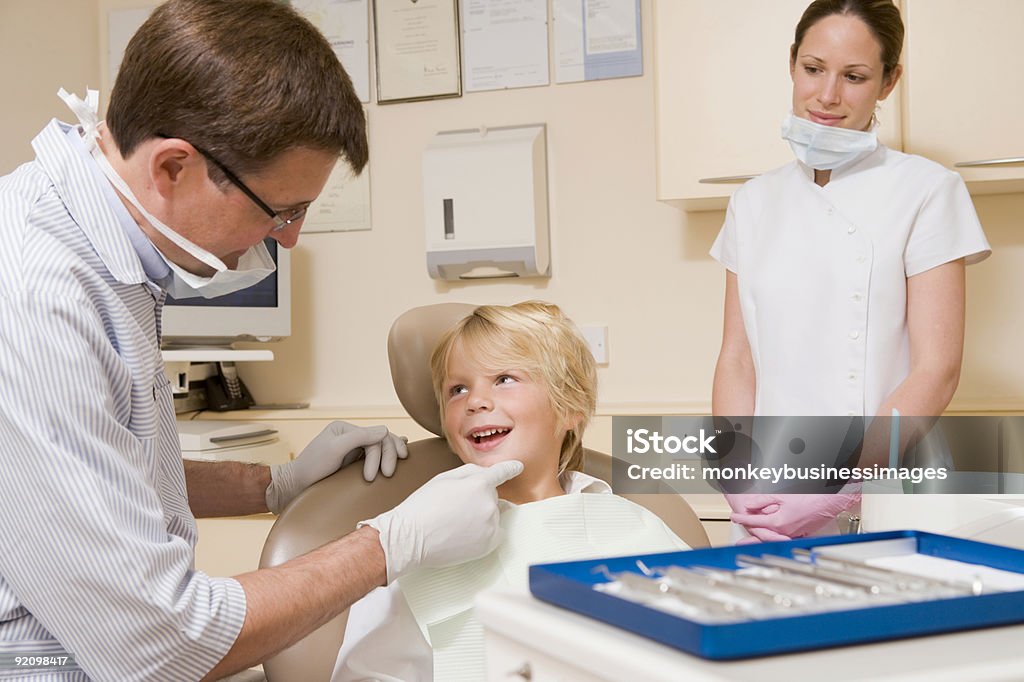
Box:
[373,0,461,104]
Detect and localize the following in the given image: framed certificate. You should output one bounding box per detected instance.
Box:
[373,0,462,104]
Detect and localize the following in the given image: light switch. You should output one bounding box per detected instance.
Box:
[580,325,609,365]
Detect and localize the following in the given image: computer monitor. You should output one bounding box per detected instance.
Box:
[160,238,291,347]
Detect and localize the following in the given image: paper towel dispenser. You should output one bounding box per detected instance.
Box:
[422,124,550,280]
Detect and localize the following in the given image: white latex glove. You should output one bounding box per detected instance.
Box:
[359,460,524,582]
[265,421,409,514]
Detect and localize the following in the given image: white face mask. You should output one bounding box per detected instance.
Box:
[781,112,878,171]
[58,88,276,299]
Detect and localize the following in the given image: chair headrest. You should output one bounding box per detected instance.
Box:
[388,303,477,436]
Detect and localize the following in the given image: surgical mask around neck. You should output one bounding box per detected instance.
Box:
[781,112,878,171]
[57,88,276,299]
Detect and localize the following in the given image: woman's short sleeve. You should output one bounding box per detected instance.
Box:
[710,194,741,273]
[904,171,991,277]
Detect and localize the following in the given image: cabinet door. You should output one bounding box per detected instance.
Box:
[653,0,903,211]
[904,0,1024,193]
[195,516,276,576]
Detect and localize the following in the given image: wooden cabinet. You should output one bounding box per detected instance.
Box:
[903,0,1024,194]
[652,0,902,211]
[195,516,277,577]
[187,426,293,577]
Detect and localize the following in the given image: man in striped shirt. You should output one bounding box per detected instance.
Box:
[0,2,520,680]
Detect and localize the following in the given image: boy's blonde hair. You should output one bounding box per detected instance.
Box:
[430,301,597,475]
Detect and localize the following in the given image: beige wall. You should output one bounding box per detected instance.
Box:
[0,1,99,174]
[6,1,1023,415]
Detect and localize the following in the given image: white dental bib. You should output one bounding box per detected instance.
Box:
[397,491,688,681]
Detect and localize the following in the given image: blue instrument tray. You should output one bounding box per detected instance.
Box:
[528,531,1024,660]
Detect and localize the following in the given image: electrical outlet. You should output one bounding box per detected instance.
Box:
[580,325,609,364]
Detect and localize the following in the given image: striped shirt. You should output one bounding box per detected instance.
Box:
[0,120,246,681]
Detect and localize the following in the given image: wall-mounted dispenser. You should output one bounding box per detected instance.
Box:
[422,124,550,280]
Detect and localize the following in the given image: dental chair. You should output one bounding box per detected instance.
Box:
[258,303,709,682]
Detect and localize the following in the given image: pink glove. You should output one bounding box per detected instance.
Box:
[727,493,861,541]
[738,527,793,544]
[733,528,786,544]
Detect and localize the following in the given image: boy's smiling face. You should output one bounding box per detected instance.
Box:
[441,340,565,477]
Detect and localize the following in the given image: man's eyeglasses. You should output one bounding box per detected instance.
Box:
[157,134,306,232]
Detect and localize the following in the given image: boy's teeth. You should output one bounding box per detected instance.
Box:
[473,427,509,441]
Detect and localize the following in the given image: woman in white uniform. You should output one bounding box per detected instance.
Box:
[710,0,990,542]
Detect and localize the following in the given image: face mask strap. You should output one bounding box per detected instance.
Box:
[57,88,101,150]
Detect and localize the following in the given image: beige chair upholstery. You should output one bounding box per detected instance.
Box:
[259,303,709,681]
[386,302,477,436]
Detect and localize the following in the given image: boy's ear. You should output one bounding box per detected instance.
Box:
[564,412,584,432]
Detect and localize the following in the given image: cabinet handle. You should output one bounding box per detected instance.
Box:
[954,157,1024,168]
[508,662,533,680]
[698,174,759,184]
[209,428,278,443]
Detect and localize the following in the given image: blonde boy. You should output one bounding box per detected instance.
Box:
[334,302,688,681]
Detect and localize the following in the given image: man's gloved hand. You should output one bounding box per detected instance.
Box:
[265,421,408,514]
[359,460,524,583]
[727,492,861,542]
